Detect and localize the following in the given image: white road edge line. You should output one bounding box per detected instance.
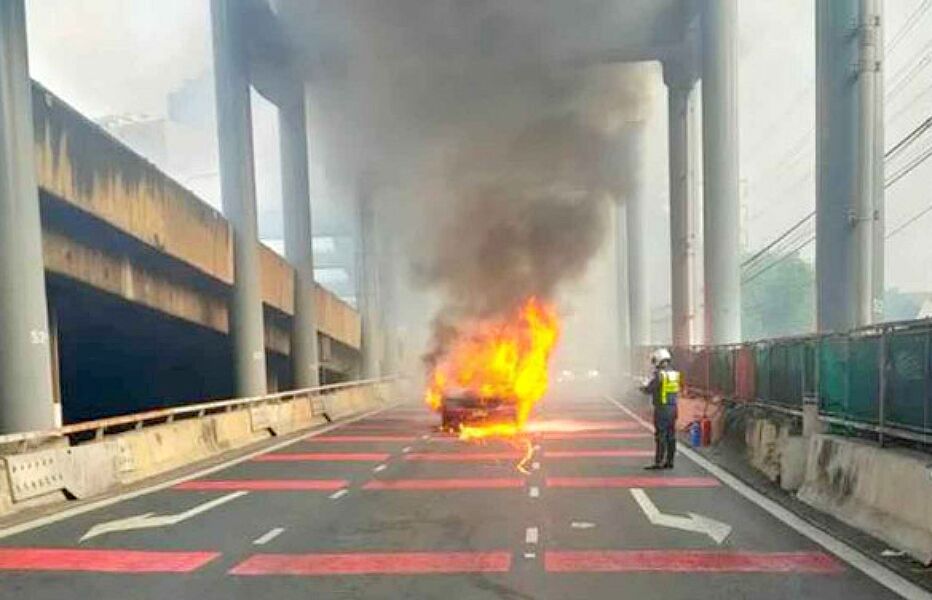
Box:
[525,526,539,544]
[252,527,285,546]
[529,486,540,499]
[0,404,396,541]
[329,489,349,500]
[373,464,387,473]
[605,395,930,600]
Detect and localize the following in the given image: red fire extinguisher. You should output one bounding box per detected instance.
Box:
[700,417,712,446]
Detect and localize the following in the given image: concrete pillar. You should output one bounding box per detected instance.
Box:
[701,0,742,344]
[615,203,632,376]
[211,0,267,396]
[279,91,320,389]
[664,61,696,349]
[816,0,884,332]
[48,302,62,427]
[0,0,56,433]
[356,176,380,379]
[626,122,651,350]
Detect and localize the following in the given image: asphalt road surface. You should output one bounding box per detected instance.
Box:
[0,392,918,599]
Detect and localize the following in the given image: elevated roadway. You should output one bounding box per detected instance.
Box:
[0,391,914,599]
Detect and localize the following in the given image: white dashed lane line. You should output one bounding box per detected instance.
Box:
[252,527,285,545]
[525,527,539,544]
[373,464,387,473]
[329,489,349,500]
[529,486,540,499]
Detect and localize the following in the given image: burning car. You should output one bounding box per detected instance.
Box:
[424,297,560,439]
[440,392,518,431]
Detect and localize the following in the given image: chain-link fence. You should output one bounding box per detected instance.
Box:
[649,319,932,442]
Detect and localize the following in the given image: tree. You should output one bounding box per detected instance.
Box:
[741,252,814,341]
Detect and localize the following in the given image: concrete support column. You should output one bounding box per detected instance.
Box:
[279,91,320,389]
[701,0,742,344]
[664,62,696,350]
[0,0,56,433]
[816,0,884,332]
[626,121,651,350]
[614,203,631,375]
[357,176,380,379]
[211,0,267,396]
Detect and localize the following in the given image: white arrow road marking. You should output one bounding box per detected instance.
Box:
[630,488,732,544]
[80,491,248,542]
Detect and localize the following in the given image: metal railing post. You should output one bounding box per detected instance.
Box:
[878,327,887,446]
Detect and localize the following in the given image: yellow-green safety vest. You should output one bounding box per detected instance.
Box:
[660,370,681,405]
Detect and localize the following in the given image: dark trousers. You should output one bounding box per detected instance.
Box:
[653,404,677,466]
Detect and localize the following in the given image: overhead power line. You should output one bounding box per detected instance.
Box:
[887,202,932,239]
[744,108,932,279]
[742,235,815,286]
[740,211,814,269]
[887,0,932,54]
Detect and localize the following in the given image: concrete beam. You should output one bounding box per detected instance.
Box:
[0,0,55,433]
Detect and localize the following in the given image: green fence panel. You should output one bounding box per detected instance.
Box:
[755,344,771,402]
[847,335,880,424]
[769,341,804,408]
[819,337,848,417]
[887,330,928,432]
[711,348,734,395]
[803,339,817,397]
[735,345,756,401]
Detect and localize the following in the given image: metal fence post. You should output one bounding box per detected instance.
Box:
[924,328,930,445]
[878,327,887,447]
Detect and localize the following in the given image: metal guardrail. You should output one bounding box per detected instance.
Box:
[0,376,397,447]
[638,317,932,446]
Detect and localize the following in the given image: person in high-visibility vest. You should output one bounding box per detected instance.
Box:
[640,348,680,470]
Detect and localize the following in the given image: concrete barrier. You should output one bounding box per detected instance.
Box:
[798,434,932,565]
[0,382,394,519]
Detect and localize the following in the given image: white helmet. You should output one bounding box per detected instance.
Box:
[650,348,672,366]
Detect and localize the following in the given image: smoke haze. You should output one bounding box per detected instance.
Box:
[281,1,655,363]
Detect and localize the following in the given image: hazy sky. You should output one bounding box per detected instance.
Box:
[23,0,932,311]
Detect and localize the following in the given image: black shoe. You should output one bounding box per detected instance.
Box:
[643,464,664,471]
[662,463,674,469]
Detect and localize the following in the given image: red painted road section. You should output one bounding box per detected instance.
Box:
[544,550,844,574]
[363,478,525,490]
[175,479,348,491]
[253,453,389,462]
[0,548,219,573]
[230,551,512,576]
[544,449,654,458]
[546,476,720,488]
[531,421,641,431]
[306,435,417,443]
[404,452,523,461]
[541,432,652,440]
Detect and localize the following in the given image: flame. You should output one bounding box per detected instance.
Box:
[424,297,560,443]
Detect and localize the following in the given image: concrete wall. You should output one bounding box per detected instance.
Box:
[798,435,932,565]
